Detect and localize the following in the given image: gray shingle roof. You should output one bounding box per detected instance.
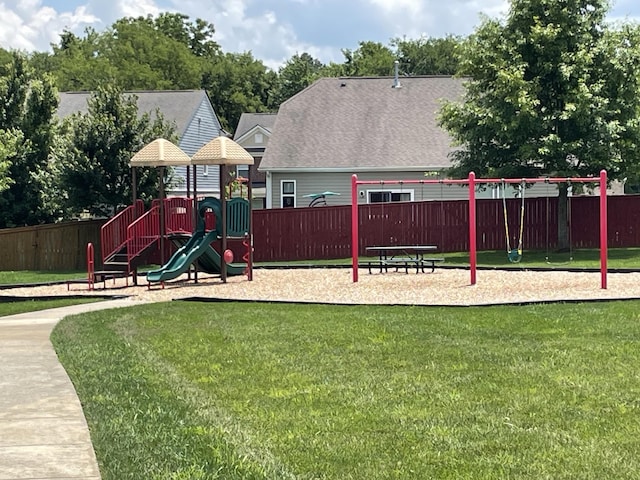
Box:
[260,76,465,172]
[233,112,277,140]
[57,90,210,136]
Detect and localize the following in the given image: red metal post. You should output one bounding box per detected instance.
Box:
[86,242,94,291]
[352,174,359,282]
[221,164,228,283]
[468,172,477,285]
[600,170,608,289]
[247,168,254,281]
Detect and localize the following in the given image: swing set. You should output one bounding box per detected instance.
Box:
[351,171,609,289]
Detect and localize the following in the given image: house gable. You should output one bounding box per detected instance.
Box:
[178,95,222,155]
[235,124,272,149]
[57,90,224,196]
[234,112,276,138]
[57,90,217,137]
[232,113,277,203]
[260,76,465,173]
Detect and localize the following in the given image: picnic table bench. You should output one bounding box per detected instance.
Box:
[365,245,444,274]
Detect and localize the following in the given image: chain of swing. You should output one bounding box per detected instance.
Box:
[501,178,574,264]
[501,179,526,263]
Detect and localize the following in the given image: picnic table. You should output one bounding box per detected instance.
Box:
[365,245,444,274]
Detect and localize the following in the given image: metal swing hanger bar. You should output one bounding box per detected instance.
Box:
[478,176,599,184]
[356,176,600,186]
[356,178,469,186]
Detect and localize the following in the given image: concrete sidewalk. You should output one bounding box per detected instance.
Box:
[0,299,143,480]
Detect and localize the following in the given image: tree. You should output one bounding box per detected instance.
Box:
[101,17,202,90]
[202,52,276,131]
[153,12,220,58]
[393,35,463,75]
[0,52,59,227]
[271,52,325,106]
[439,0,640,249]
[342,41,396,76]
[0,129,20,193]
[41,13,218,92]
[0,47,12,73]
[47,29,116,91]
[318,62,348,77]
[52,84,176,217]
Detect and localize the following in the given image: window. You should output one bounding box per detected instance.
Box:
[281,180,296,208]
[237,165,249,179]
[367,189,413,203]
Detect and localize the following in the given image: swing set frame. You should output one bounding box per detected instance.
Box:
[351,170,609,289]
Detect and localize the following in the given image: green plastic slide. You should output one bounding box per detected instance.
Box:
[169,234,246,277]
[146,229,218,283]
[146,196,247,283]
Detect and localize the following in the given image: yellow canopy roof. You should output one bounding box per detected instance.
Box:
[129,138,191,167]
[191,136,254,165]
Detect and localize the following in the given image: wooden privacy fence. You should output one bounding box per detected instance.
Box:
[253,195,640,262]
[252,205,353,261]
[2,195,640,270]
[0,219,104,271]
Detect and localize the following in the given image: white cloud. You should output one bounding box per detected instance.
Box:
[364,0,508,40]
[167,0,329,69]
[368,0,422,16]
[0,1,98,51]
[118,0,162,19]
[609,0,640,23]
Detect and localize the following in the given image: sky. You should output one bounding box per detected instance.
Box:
[1,0,639,70]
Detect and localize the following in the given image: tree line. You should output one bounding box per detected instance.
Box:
[2,0,640,249]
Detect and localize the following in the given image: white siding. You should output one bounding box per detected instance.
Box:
[170,98,223,196]
[268,171,564,207]
[270,171,469,208]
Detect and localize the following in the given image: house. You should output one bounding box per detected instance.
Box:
[57,90,224,197]
[259,75,470,208]
[232,112,277,209]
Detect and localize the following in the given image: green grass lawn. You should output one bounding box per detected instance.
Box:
[0,269,87,285]
[52,300,640,479]
[442,247,640,269]
[0,297,104,316]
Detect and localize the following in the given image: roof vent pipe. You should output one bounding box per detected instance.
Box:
[393,60,401,89]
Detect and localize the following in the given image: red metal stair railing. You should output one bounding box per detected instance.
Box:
[127,204,161,268]
[101,200,144,264]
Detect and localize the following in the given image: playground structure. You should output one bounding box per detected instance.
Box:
[91,137,255,288]
[97,195,251,287]
[351,171,609,288]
